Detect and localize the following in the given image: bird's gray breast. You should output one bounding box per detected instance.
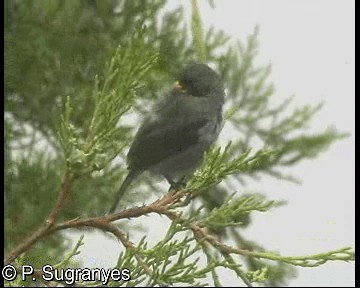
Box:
[149,97,222,180]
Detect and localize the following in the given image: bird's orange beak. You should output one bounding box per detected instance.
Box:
[173,80,187,92]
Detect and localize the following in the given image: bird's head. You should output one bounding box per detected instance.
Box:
[174,62,225,101]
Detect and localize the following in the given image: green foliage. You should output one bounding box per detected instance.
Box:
[4,0,353,287]
[116,223,207,286]
[203,193,283,231]
[189,146,278,191]
[59,31,158,176]
[4,152,68,267]
[191,0,206,61]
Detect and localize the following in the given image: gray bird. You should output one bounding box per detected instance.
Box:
[109,62,225,213]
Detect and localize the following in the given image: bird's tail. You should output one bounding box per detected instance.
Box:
[108,169,141,214]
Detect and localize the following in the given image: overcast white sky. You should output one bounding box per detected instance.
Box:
[72,1,355,286]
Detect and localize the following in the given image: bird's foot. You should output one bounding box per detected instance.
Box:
[169,180,187,191]
[165,175,187,192]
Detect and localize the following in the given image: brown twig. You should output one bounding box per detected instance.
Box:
[51,188,189,231]
[4,183,187,275]
[67,219,153,275]
[4,173,73,265]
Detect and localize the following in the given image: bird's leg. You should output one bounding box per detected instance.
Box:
[164,175,187,192]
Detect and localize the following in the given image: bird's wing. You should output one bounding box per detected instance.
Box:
[127,113,211,170]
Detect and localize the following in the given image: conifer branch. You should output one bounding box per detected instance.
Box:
[4,172,73,265]
[41,186,354,277]
[191,0,206,60]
